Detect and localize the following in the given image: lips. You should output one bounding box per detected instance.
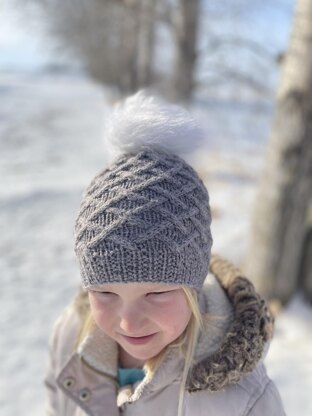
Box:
[121,333,157,345]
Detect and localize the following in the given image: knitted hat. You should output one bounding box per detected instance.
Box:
[74,93,213,290]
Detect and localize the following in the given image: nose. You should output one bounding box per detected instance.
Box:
[119,305,149,335]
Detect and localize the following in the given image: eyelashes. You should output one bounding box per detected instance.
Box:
[92,290,175,298]
[98,291,169,296]
[91,291,117,298]
[98,291,117,296]
[147,291,171,296]
[89,285,180,302]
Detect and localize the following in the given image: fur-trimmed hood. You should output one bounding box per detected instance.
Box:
[188,255,273,392]
[72,255,274,395]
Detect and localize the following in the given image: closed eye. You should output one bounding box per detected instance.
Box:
[146,290,173,296]
[95,291,118,297]
[101,291,117,295]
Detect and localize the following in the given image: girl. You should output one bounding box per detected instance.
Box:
[45,93,285,416]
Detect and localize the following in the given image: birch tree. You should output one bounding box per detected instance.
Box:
[246,0,312,303]
[171,0,200,101]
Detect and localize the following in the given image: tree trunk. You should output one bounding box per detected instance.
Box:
[300,211,312,297]
[137,0,156,87]
[246,0,312,303]
[171,0,199,102]
[118,1,140,93]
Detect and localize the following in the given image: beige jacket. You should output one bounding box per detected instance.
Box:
[45,256,286,416]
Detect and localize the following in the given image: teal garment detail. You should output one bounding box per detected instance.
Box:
[118,368,145,387]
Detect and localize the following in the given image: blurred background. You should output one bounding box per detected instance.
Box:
[0,0,311,415]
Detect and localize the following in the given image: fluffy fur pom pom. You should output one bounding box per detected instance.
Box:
[104,91,204,162]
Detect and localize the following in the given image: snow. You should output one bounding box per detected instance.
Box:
[1,72,311,416]
[1,0,311,414]
[0,74,108,415]
[266,294,312,415]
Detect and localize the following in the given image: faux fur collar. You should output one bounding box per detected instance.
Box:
[73,255,274,394]
[187,255,274,392]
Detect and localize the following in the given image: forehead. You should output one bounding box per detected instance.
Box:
[88,282,182,293]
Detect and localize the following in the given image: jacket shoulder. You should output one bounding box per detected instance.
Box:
[49,292,85,371]
[244,374,285,415]
[44,291,85,415]
[186,364,285,416]
[237,364,285,415]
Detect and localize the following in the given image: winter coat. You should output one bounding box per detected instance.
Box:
[44,255,286,416]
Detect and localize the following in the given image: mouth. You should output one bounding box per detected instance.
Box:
[121,333,157,345]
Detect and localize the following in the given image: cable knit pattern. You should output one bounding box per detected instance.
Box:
[74,148,212,289]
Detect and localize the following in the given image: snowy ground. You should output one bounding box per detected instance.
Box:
[0,73,311,415]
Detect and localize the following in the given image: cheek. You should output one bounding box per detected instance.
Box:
[89,299,116,333]
[152,298,192,335]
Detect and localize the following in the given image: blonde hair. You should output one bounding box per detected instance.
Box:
[76,286,203,416]
[144,287,203,416]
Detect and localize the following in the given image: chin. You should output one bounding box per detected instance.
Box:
[128,346,164,361]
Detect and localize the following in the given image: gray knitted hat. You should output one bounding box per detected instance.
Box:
[74,93,213,290]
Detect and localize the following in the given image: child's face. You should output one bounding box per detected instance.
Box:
[88,283,192,367]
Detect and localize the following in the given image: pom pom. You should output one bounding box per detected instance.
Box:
[104,91,204,162]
